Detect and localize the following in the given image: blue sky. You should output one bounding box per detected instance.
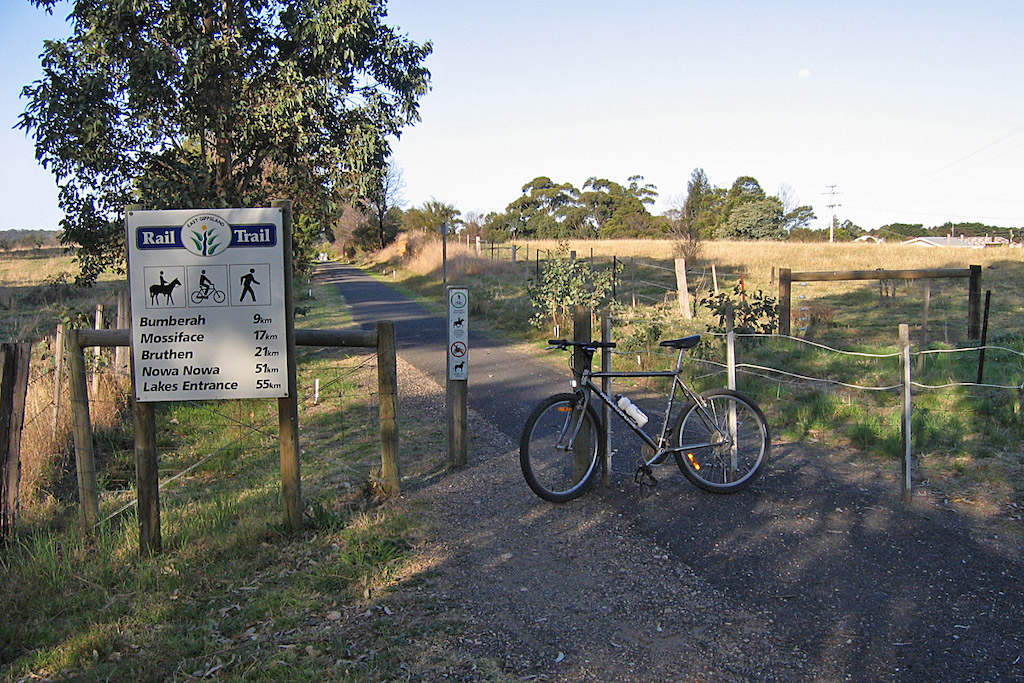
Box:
[2,1,1022,232]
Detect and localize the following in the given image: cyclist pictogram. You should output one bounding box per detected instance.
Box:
[190,269,226,304]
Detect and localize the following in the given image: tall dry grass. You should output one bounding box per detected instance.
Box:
[373,232,518,279]
[0,249,132,519]
[515,238,1022,286]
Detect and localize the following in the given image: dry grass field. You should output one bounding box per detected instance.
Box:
[516,238,1024,348]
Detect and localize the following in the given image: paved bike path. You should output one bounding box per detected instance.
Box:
[324,261,1024,682]
[318,262,567,439]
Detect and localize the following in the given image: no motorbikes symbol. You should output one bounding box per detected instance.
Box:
[450,341,467,358]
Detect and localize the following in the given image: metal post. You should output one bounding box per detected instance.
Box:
[976,291,992,384]
[601,313,612,487]
[899,323,913,502]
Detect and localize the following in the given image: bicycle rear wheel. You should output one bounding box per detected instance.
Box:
[672,389,769,493]
[519,393,602,503]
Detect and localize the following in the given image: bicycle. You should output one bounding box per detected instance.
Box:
[519,335,770,502]
[190,285,226,305]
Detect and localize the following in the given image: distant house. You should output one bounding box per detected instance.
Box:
[960,235,1010,247]
[902,235,983,248]
[854,235,885,243]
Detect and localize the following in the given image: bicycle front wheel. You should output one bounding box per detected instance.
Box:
[672,389,769,493]
[520,393,602,503]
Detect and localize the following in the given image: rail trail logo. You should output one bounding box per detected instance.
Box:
[183,214,231,257]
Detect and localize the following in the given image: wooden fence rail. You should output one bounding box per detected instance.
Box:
[778,266,982,338]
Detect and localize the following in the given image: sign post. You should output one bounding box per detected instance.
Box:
[125,205,300,544]
[447,286,468,467]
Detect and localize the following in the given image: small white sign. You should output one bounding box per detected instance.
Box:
[447,287,468,381]
[127,208,289,402]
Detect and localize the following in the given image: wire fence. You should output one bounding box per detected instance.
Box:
[601,313,1024,499]
[14,337,383,530]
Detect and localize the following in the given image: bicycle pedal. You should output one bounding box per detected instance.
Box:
[633,465,658,488]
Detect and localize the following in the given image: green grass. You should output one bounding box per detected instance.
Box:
[1,268,505,682]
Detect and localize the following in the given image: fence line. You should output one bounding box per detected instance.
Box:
[596,314,1024,500]
[70,345,382,529]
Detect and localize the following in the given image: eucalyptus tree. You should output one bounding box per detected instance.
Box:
[20,0,431,281]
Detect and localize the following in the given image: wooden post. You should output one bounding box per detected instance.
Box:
[273,199,302,531]
[572,306,592,482]
[917,282,931,373]
[712,264,720,294]
[977,291,992,384]
[0,342,31,541]
[132,396,161,553]
[377,320,401,491]
[674,257,692,319]
[66,329,100,533]
[52,323,65,443]
[511,244,517,263]
[115,287,129,373]
[124,202,161,552]
[778,268,792,335]
[899,323,913,503]
[92,303,104,396]
[601,313,612,488]
[967,264,982,339]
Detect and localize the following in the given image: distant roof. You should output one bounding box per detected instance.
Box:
[902,236,983,248]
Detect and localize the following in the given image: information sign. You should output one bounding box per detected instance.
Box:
[127,208,289,402]
[447,287,468,380]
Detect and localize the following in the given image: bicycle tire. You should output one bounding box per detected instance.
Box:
[190,290,204,305]
[520,393,603,503]
[212,289,226,303]
[672,388,769,493]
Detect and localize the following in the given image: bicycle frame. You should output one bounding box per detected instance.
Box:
[572,347,722,467]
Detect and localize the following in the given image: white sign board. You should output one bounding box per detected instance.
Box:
[447,287,468,381]
[127,208,289,402]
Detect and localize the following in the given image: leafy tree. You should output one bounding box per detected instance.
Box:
[20,0,432,282]
[506,177,581,238]
[722,197,786,240]
[574,176,665,238]
[402,200,460,234]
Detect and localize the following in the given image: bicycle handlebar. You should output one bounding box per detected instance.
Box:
[547,339,617,350]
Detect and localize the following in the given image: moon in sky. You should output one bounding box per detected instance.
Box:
[798,68,811,80]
